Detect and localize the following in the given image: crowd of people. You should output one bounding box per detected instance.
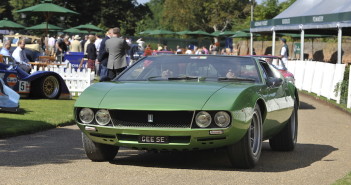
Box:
[1,29,284,81]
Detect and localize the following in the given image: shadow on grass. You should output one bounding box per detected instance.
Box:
[110,142,337,172]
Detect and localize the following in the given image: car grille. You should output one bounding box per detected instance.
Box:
[109,110,194,128]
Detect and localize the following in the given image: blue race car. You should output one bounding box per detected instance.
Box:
[0,78,19,112]
[0,56,71,99]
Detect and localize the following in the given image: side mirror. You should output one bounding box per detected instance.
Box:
[267,77,283,87]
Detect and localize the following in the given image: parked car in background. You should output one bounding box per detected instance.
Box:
[75,55,299,169]
[251,55,295,84]
[0,77,19,112]
[0,56,71,99]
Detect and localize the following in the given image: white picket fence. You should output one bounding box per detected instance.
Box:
[31,64,95,96]
[285,60,351,108]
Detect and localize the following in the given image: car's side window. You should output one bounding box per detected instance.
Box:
[260,61,275,79]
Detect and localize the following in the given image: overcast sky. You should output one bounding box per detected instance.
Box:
[136,0,288,5]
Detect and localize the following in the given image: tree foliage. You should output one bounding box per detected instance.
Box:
[254,0,296,20]
[161,0,251,32]
[6,0,149,35]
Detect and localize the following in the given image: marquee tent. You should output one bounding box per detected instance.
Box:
[250,0,351,63]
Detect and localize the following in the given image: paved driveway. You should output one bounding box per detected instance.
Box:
[0,94,350,185]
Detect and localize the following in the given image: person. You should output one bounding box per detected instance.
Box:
[157,44,163,51]
[80,35,89,52]
[12,39,31,73]
[185,46,192,54]
[48,35,55,55]
[70,35,82,52]
[143,44,153,56]
[136,38,145,51]
[86,35,97,72]
[98,29,112,81]
[226,69,235,78]
[56,34,67,63]
[0,40,12,57]
[280,38,289,65]
[202,46,209,54]
[105,27,130,80]
[176,45,182,54]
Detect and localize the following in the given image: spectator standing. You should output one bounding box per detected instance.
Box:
[70,35,82,52]
[12,39,31,73]
[86,35,97,72]
[80,35,89,52]
[280,38,289,65]
[105,27,130,80]
[98,29,112,81]
[48,35,55,55]
[56,34,67,63]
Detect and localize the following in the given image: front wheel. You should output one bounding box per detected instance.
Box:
[38,75,61,99]
[82,133,119,162]
[227,104,263,169]
[269,99,298,151]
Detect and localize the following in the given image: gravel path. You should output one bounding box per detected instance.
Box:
[0,94,350,185]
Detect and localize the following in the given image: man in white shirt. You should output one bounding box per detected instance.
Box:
[280,38,289,65]
[136,38,145,51]
[48,36,56,55]
[12,39,31,73]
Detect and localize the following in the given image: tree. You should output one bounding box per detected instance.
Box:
[0,1,13,19]
[162,0,251,32]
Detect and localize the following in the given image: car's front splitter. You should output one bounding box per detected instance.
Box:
[77,124,247,151]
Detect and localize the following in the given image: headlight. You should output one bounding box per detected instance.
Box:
[214,111,231,128]
[95,109,111,126]
[195,111,212,128]
[79,108,94,124]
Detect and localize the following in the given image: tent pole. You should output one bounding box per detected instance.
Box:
[250,33,253,55]
[272,30,276,56]
[337,27,342,64]
[300,29,304,61]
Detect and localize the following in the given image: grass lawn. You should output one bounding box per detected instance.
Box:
[333,172,351,185]
[0,98,76,138]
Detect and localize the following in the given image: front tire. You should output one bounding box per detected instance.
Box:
[39,75,60,99]
[269,100,298,151]
[82,133,119,162]
[227,104,263,169]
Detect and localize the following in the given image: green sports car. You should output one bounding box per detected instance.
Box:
[74,55,299,169]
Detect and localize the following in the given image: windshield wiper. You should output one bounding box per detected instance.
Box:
[168,76,206,81]
[218,77,256,82]
[147,76,163,81]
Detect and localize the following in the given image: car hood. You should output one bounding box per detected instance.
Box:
[75,81,252,110]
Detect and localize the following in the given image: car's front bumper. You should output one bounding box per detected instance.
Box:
[77,124,247,151]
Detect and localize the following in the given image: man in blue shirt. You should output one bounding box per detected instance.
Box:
[0,40,12,57]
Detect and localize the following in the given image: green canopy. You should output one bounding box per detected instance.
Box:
[16,0,78,36]
[63,28,88,34]
[139,30,153,34]
[231,31,251,38]
[210,31,222,37]
[219,31,237,36]
[74,24,103,32]
[16,0,78,14]
[26,22,62,30]
[0,18,25,29]
[188,30,211,36]
[148,29,174,35]
[276,33,333,38]
[176,30,192,35]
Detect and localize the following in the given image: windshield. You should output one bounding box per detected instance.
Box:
[117,55,261,82]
